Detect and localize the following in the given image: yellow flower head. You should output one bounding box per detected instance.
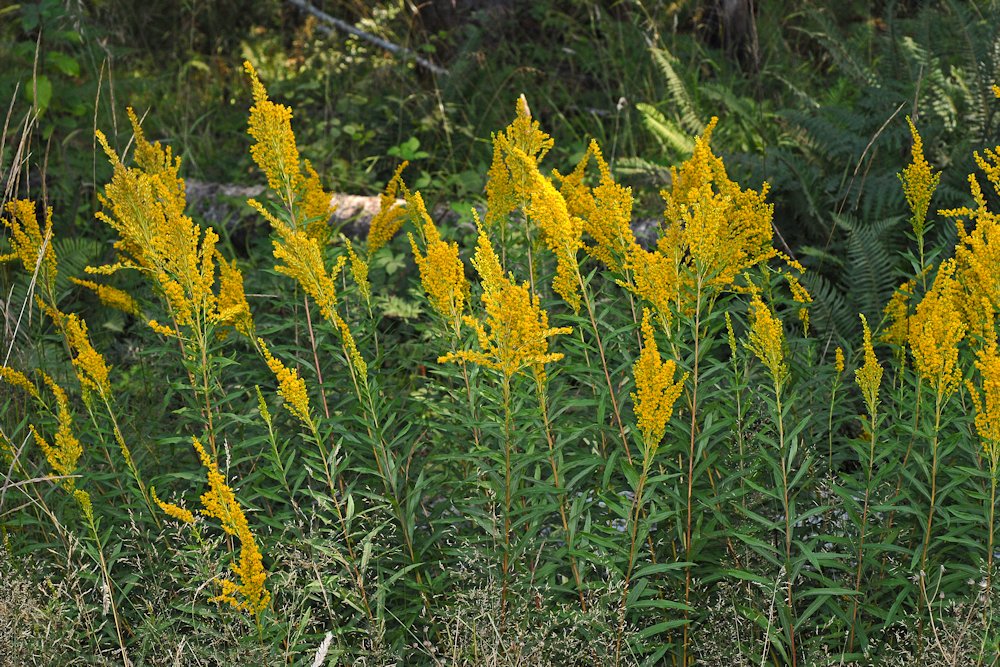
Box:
[855,314,883,416]
[33,374,82,490]
[61,312,111,400]
[215,256,254,337]
[406,191,468,327]
[192,437,270,618]
[661,117,776,291]
[908,259,966,398]
[522,163,583,311]
[631,309,687,451]
[74,489,94,522]
[367,162,409,254]
[151,486,196,525]
[882,277,917,348]
[899,117,940,239]
[344,238,372,306]
[244,61,301,196]
[625,245,679,326]
[440,220,571,378]
[485,95,554,230]
[0,366,40,400]
[835,347,845,375]
[259,339,311,425]
[70,278,141,316]
[968,342,1000,464]
[746,290,787,388]
[1,199,57,294]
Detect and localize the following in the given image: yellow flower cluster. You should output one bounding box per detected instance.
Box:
[344,238,372,306]
[70,278,141,316]
[1,366,40,400]
[835,347,845,375]
[968,343,1000,462]
[367,162,409,254]
[881,277,917,348]
[60,311,111,400]
[899,117,940,240]
[631,309,687,450]
[746,291,787,388]
[855,315,883,416]
[1,199,57,295]
[95,110,253,338]
[557,140,637,274]
[259,340,312,425]
[406,190,468,328]
[151,487,196,525]
[485,95,554,231]
[31,374,83,491]
[661,118,776,291]
[244,61,333,241]
[522,165,583,311]
[907,259,966,398]
[215,257,254,338]
[440,220,571,379]
[191,437,270,619]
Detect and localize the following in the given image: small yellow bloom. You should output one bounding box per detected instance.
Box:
[33,374,82,491]
[244,61,301,197]
[1,199,57,294]
[0,366,40,400]
[406,191,468,327]
[70,278,141,316]
[631,309,687,451]
[662,117,776,292]
[881,278,917,347]
[968,342,1000,463]
[192,437,270,618]
[746,291,787,387]
[74,489,94,522]
[366,162,409,254]
[626,245,679,326]
[899,117,940,240]
[908,259,966,399]
[854,315,883,416]
[215,256,254,337]
[259,339,312,425]
[61,312,111,400]
[440,222,571,378]
[151,487,196,524]
[344,238,371,306]
[835,347,845,375]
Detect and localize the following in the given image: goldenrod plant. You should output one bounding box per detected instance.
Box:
[7,62,1000,666]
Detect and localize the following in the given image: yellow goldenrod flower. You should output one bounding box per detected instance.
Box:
[344,238,372,307]
[33,374,82,490]
[70,278,141,316]
[259,339,312,425]
[251,198,345,325]
[1,199,57,294]
[631,309,687,451]
[882,277,917,348]
[661,117,776,292]
[440,221,571,378]
[485,95,554,231]
[151,487,196,525]
[908,259,966,398]
[899,117,941,240]
[0,366,40,400]
[60,312,111,400]
[243,62,333,241]
[725,312,739,358]
[192,437,270,618]
[625,245,679,326]
[244,61,301,197]
[968,342,1000,463]
[366,162,409,254]
[746,290,788,387]
[74,489,94,522]
[215,256,254,337]
[406,191,468,327]
[855,315,883,416]
[835,347,845,375]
